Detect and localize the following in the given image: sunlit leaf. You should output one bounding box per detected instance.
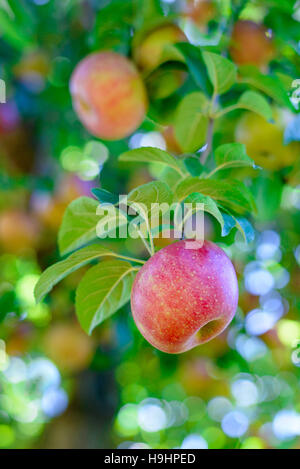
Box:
[34,245,116,302]
[174,42,213,96]
[174,92,209,153]
[127,181,173,214]
[238,65,295,111]
[213,143,254,171]
[183,193,224,231]
[203,51,237,95]
[76,260,137,334]
[119,147,187,176]
[175,177,255,214]
[236,90,273,121]
[58,197,100,256]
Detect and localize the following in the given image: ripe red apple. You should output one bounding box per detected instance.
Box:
[229,20,274,67]
[70,51,148,140]
[131,240,238,353]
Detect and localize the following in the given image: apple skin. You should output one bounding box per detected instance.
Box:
[230,20,274,67]
[131,240,238,354]
[70,51,148,140]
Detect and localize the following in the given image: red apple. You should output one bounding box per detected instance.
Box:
[70,51,148,140]
[131,240,238,353]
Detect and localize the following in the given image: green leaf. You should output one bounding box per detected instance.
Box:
[119,147,187,176]
[175,177,255,214]
[76,260,137,334]
[0,6,34,50]
[160,166,184,188]
[222,213,255,244]
[184,156,205,177]
[90,0,134,51]
[214,143,254,170]
[203,51,237,95]
[95,205,128,239]
[58,197,100,256]
[236,90,273,121]
[183,193,224,230]
[252,173,283,222]
[34,245,116,303]
[238,65,295,111]
[127,181,173,214]
[91,188,119,205]
[127,181,173,236]
[173,42,213,96]
[174,92,209,153]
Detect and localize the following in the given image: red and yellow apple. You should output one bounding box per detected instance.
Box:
[133,24,187,71]
[230,20,274,67]
[70,51,148,140]
[131,240,238,353]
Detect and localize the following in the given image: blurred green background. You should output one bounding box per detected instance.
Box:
[0,0,299,449]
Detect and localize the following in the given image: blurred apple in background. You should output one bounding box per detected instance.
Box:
[181,0,215,27]
[43,322,94,373]
[70,52,148,140]
[230,20,274,68]
[0,210,40,254]
[235,113,299,170]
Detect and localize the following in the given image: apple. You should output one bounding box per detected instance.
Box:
[162,125,182,154]
[133,23,187,71]
[235,112,299,170]
[0,210,40,254]
[182,0,215,27]
[43,322,93,373]
[70,51,148,140]
[229,20,274,67]
[131,240,238,353]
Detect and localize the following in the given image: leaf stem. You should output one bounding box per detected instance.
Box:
[214,104,239,118]
[146,219,155,256]
[137,229,153,257]
[113,253,146,265]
